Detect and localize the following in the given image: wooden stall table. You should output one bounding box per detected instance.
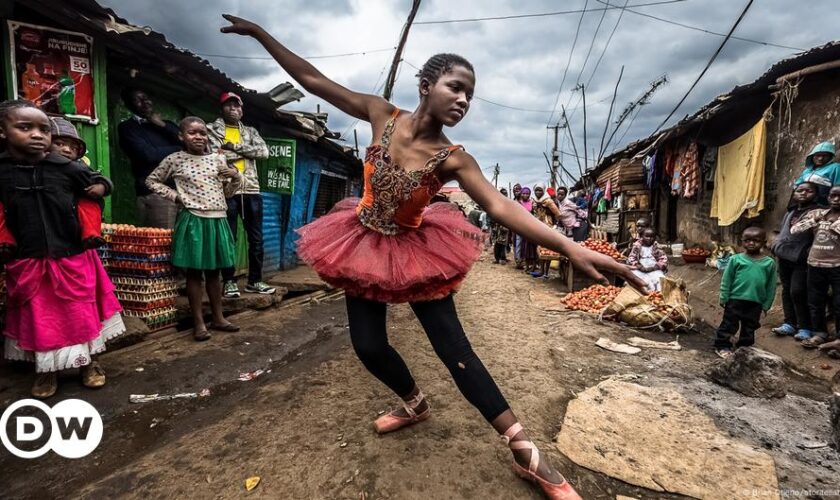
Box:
[539,247,574,291]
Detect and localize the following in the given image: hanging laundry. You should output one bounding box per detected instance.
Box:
[710,115,767,226]
[670,143,684,196]
[605,179,613,201]
[644,152,656,188]
[681,142,700,198]
[702,146,718,183]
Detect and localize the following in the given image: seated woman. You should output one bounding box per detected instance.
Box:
[627,228,668,292]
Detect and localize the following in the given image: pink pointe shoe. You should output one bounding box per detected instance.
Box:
[373,390,431,434]
[502,423,582,500]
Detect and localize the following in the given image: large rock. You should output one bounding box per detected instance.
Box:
[707,347,787,398]
[831,393,840,450]
[555,379,779,500]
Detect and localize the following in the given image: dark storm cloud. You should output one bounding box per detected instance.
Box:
[100,0,836,188]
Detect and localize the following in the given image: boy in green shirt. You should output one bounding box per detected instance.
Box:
[715,227,778,358]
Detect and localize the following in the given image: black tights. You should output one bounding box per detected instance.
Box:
[346,294,510,422]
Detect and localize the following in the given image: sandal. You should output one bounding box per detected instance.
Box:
[373,390,431,434]
[802,335,828,349]
[501,423,582,500]
[81,361,107,388]
[208,322,240,332]
[193,328,211,341]
[32,372,58,399]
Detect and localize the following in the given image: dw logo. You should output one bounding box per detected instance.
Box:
[0,399,103,459]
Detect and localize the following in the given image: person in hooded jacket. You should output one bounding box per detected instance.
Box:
[771,182,819,340]
[795,141,840,206]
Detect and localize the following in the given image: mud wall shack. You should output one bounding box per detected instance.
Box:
[583,42,840,248]
[0,0,362,271]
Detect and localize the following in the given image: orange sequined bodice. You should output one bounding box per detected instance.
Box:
[356,109,463,235]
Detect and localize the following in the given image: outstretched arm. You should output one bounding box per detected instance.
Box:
[221,15,392,124]
[443,153,647,290]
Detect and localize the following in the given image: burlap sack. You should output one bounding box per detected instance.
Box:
[603,277,693,330]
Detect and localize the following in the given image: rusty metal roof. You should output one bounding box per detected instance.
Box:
[588,40,840,183]
[19,0,359,163]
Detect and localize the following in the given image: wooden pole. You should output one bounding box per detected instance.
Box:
[383,0,422,101]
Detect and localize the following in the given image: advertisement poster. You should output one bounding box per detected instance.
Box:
[259,139,296,195]
[9,21,96,121]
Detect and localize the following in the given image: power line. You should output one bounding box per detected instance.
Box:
[594,0,803,51]
[194,47,396,61]
[340,55,394,140]
[403,60,555,113]
[652,0,754,134]
[546,0,589,126]
[414,0,685,25]
[584,0,630,90]
[573,1,609,92]
[474,97,554,113]
[559,0,626,153]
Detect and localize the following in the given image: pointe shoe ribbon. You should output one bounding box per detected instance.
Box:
[501,422,583,500]
[373,390,431,434]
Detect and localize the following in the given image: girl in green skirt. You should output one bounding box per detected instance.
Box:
[146,117,243,341]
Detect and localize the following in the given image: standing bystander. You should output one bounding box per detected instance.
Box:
[117,88,182,228]
[207,92,275,298]
[791,185,840,348]
[714,227,777,358]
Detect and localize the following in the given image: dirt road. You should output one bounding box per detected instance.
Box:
[1,256,838,499]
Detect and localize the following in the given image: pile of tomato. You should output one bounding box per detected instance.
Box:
[681,247,709,256]
[648,291,664,307]
[581,239,623,260]
[560,285,622,314]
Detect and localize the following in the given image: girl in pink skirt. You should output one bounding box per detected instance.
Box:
[223,15,644,500]
[0,100,124,398]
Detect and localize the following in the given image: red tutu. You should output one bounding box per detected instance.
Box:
[296,198,483,303]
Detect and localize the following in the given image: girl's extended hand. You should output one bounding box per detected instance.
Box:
[220,14,261,36]
[570,245,648,292]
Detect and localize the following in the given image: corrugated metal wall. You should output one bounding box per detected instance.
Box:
[280,149,324,269]
[261,192,285,272]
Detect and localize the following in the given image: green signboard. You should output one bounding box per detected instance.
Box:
[259,138,296,195]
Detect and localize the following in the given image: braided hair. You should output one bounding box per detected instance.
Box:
[416,54,474,95]
[0,99,39,123]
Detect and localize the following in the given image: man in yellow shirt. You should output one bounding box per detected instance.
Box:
[207,92,274,297]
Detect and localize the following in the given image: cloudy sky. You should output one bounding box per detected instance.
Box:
[100,0,836,189]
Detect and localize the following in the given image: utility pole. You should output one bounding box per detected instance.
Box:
[546,123,563,190]
[577,83,588,174]
[353,129,359,158]
[492,163,500,187]
[383,0,422,101]
[598,65,624,165]
[561,105,584,181]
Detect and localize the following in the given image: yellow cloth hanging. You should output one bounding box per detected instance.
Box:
[710,112,767,226]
